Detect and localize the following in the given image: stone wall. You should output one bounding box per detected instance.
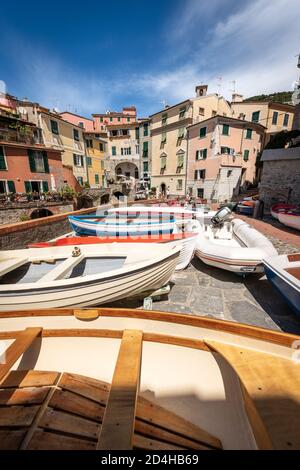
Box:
[0,203,74,225]
[260,148,300,210]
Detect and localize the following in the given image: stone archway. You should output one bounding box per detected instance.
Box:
[30,208,54,219]
[115,162,139,180]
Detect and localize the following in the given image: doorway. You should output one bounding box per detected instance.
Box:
[160,183,166,197]
[31,181,41,193]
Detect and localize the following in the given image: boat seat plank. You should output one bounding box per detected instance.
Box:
[27,429,96,450]
[49,389,105,421]
[287,253,300,262]
[0,327,42,383]
[36,254,85,283]
[0,405,40,427]
[205,340,300,450]
[0,370,59,388]
[38,408,100,440]
[285,267,300,281]
[0,430,27,450]
[97,329,143,450]
[133,433,186,450]
[136,396,222,449]
[0,258,28,277]
[0,386,50,406]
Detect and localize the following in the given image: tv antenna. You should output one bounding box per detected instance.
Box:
[161,99,168,109]
[217,76,223,95]
[229,80,237,93]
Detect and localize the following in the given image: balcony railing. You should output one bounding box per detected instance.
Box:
[0,127,41,145]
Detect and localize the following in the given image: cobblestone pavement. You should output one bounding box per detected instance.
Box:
[107,236,300,334]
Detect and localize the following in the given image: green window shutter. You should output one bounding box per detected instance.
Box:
[161,132,167,143]
[178,127,185,138]
[272,111,278,125]
[243,150,249,161]
[199,127,206,138]
[51,120,59,134]
[203,149,207,159]
[25,181,32,193]
[143,162,148,172]
[73,154,77,165]
[42,181,49,192]
[252,111,260,123]
[283,113,289,127]
[112,146,116,156]
[0,146,7,170]
[144,124,148,136]
[177,154,184,167]
[80,156,84,167]
[222,124,229,135]
[95,174,99,184]
[42,151,49,173]
[143,141,148,151]
[135,127,139,139]
[7,180,15,193]
[196,150,199,160]
[87,157,92,166]
[246,128,252,139]
[28,149,36,172]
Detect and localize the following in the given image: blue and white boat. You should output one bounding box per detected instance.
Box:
[68,214,177,237]
[263,253,300,316]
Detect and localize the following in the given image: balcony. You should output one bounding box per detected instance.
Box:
[0,126,42,146]
[220,153,242,167]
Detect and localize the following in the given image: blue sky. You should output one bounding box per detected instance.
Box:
[0,0,299,118]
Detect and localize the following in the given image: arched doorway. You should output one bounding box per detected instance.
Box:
[160,183,166,197]
[115,162,139,180]
[30,208,53,219]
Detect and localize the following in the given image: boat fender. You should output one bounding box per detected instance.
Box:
[72,247,81,257]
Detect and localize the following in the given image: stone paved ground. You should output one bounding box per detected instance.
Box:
[107,234,300,335]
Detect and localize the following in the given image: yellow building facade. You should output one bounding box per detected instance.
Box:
[150,85,234,197]
[84,133,107,187]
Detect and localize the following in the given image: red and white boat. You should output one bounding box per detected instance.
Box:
[278,209,300,231]
[270,203,297,220]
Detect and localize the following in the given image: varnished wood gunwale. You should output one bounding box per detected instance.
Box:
[0,307,299,348]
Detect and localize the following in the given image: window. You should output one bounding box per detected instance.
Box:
[99,142,104,151]
[86,139,93,148]
[28,150,49,173]
[0,180,15,193]
[194,169,206,180]
[42,181,49,193]
[176,153,184,173]
[127,117,130,122]
[143,161,148,172]
[246,128,253,139]
[118,117,121,122]
[143,141,148,157]
[162,113,168,125]
[0,146,7,170]
[161,132,167,144]
[50,120,59,134]
[212,110,217,117]
[121,129,129,136]
[135,127,139,139]
[160,155,167,174]
[197,188,204,198]
[95,174,99,184]
[100,117,103,122]
[86,157,92,167]
[109,117,113,122]
[121,147,131,156]
[177,179,183,190]
[0,181,6,193]
[196,149,207,160]
[135,145,139,154]
[243,149,249,161]
[283,113,289,127]
[111,130,118,137]
[73,129,80,141]
[272,111,278,125]
[220,146,235,155]
[199,107,205,116]
[252,111,260,123]
[78,122,84,128]
[179,106,186,119]
[73,154,84,167]
[199,127,206,138]
[77,176,83,185]
[112,146,116,156]
[143,123,149,136]
[222,124,229,136]
[177,127,185,146]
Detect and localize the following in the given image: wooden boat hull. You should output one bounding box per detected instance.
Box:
[263,254,300,316]
[278,212,300,230]
[0,308,299,450]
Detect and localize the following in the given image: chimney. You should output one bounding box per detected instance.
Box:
[232,93,243,103]
[195,85,208,97]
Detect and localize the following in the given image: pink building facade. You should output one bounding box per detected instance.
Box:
[92,107,137,132]
[187,116,265,202]
[59,112,95,132]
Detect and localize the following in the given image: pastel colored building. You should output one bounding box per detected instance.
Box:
[93,107,137,134]
[187,116,265,202]
[0,112,65,194]
[231,96,294,146]
[150,85,234,197]
[16,101,87,186]
[84,133,107,187]
[60,111,95,132]
[138,118,151,186]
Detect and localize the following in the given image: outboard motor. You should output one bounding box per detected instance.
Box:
[210,207,232,227]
